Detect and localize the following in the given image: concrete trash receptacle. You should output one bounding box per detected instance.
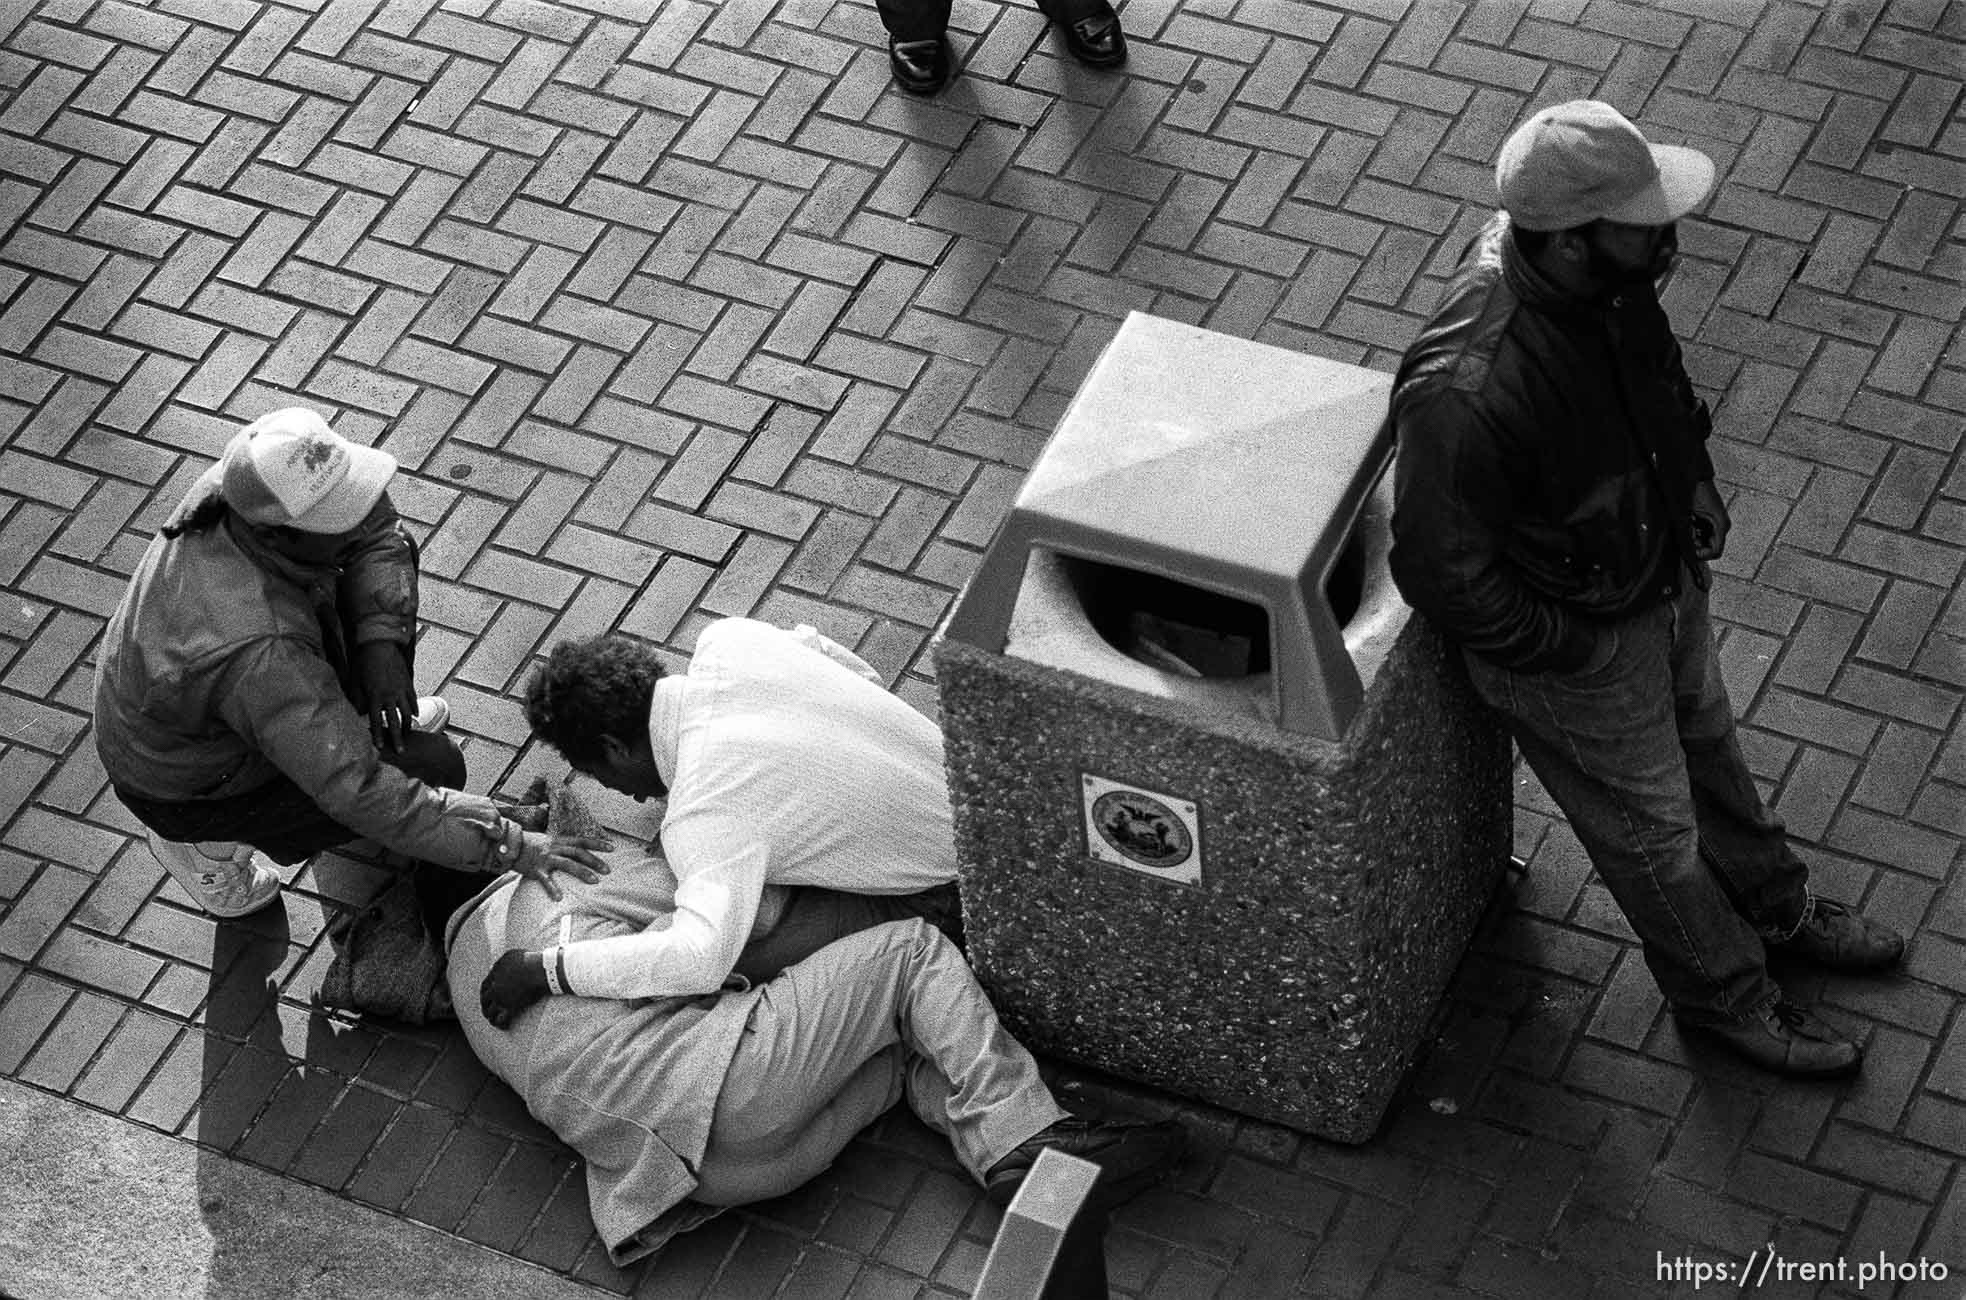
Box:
[934,312,1509,1143]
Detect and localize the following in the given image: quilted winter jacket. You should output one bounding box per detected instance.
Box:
[93,483,504,869]
[1389,213,1716,674]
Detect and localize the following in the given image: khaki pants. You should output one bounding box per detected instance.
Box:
[691,918,1066,1205]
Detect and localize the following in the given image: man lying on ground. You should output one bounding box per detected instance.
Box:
[445,801,1185,1266]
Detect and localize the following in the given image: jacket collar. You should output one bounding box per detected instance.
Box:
[1497,218,1596,315]
[224,512,338,591]
[1493,213,1653,317]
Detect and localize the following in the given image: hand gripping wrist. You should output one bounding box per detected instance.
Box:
[484,817,526,874]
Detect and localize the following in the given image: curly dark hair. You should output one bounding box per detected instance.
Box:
[524,634,667,766]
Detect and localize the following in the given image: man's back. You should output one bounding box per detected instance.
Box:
[662,618,955,895]
[94,522,318,798]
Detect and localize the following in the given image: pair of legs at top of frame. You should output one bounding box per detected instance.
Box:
[878,0,1125,95]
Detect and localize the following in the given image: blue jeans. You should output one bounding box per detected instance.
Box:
[1461,577,1808,1026]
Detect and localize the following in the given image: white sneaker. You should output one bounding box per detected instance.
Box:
[145,832,284,919]
[411,696,450,733]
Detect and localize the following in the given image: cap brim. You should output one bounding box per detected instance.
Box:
[1600,144,1715,226]
[291,442,397,534]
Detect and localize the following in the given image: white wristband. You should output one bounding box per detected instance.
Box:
[540,947,564,996]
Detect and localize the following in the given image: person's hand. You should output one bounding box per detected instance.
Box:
[513,830,614,902]
[1689,480,1731,561]
[355,641,417,752]
[480,949,549,1030]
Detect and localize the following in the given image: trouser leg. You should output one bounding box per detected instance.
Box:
[1668,582,1810,933]
[116,730,468,866]
[731,881,964,985]
[692,919,1067,1205]
[1037,0,1108,21]
[874,0,951,40]
[1461,601,1782,1026]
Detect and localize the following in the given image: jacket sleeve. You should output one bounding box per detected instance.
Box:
[214,637,504,869]
[1660,329,1717,484]
[337,493,419,649]
[1388,388,1595,674]
[553,812,766,999]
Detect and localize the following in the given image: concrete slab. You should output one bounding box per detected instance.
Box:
[0,1079,610,1300]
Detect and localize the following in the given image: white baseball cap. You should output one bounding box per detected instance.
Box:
[215,408,397,534]
[1496,100,1715,232]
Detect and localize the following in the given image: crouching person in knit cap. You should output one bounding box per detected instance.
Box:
[93,408,611,920]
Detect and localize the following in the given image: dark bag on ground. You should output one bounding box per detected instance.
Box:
[318,872,455,1024]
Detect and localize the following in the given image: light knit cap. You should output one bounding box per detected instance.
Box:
[1496,100,1715,232]
[216,408,397,534]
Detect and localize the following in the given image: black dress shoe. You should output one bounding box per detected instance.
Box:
[1678,998,1862,1079]
[888,37,950,94]
[1055,6,1126,67]
[984,1116,1185,1210]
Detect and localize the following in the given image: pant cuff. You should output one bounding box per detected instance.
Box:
[1756,890,1812,945]
[965,1094,1069,1185]
[1676,987,1782,1029]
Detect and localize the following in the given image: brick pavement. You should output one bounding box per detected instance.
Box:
[1,0,1962,1296]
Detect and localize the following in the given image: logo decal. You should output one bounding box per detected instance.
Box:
[1081,774,1201,885]
[298,434,337,472]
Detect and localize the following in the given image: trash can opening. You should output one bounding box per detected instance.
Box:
[1004,549,1280,725]
[1065,557,1273,680]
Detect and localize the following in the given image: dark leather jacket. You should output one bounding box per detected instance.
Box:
[1388,213,1715,673]
[94,480,505,869]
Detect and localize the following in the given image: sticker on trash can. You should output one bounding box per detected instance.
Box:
[1081,774,1201,885]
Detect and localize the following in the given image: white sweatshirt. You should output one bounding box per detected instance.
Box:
[556,619,956,998]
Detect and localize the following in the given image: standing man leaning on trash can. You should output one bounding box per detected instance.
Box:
[1388,101,1903,1079]
[94,408,609,920]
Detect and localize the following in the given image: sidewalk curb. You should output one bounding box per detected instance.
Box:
[0,1079,612,1300]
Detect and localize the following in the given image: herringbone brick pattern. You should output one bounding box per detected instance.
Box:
[1,0,1962,1295]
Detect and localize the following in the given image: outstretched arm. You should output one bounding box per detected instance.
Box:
[479,815,769,1028]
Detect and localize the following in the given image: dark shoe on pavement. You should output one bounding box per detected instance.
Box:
[985,1116,1185,1209]
[888,37,950,94]
[1055,6,1127,67]
[1680,998,1862,1079]
[1769,896,1904,972]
